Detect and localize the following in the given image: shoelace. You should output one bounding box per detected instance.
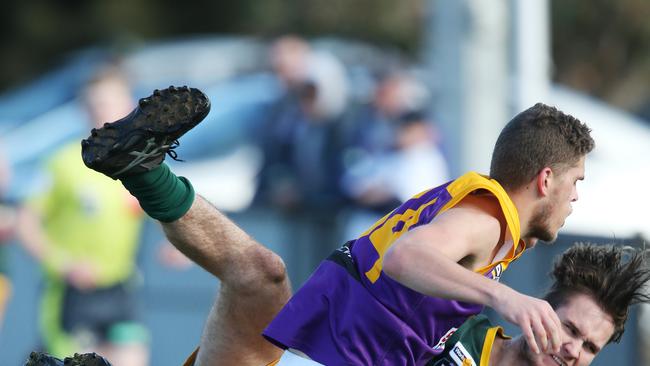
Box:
[166,139,184,162]
[115,138,183,176]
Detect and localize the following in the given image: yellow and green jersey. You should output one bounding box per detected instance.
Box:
[29,142,144,357]
[29,142,143,286]
[427,315,508,366]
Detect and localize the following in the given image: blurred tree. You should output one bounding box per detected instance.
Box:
[2,0,650,121]
[0,0,422,92]
[552,0,650,119]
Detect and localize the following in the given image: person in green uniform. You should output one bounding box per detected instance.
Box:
[16,65,149,366]
[429,243,650,366]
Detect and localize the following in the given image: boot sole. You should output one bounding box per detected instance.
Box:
[81,86,210,177]
[63,353,111,366]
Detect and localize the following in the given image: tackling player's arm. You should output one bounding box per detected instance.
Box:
[382,197,562,355]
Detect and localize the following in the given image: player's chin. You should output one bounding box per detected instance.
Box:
[526,238,540,248]
[544,353,569,366]
[544,225,561,243]
[537,232,558,245]
[525,352,556,366]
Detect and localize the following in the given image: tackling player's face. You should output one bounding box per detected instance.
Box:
[529,157,585,243]
[528,292,614,366]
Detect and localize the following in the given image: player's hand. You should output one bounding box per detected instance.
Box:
[491,286,562,354]
[64,262,99,290]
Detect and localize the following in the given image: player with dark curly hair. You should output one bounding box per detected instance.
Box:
[429,243,650,366]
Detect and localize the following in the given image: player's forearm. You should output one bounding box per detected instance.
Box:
[15,206,70,274]
[16,207,51,262]
[383,242,505,307]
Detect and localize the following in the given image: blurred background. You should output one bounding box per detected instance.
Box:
[0,0,649,365]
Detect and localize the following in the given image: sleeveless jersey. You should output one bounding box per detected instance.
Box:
[263,172,525,365]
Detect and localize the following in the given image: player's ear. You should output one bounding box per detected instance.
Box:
[536,167,552,197]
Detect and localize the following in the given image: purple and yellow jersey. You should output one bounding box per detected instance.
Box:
[263,172,525,366]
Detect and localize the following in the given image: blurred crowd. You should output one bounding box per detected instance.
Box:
[255,35,449,240]
[0,35,450,365]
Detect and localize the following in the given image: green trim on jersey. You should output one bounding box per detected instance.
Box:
[428,315,509,366]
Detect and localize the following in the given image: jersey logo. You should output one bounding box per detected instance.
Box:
[79,187,100,216]
[488,263,503,282]
[449,342,476,366]
[336,242,353,259]
[433,327,458,351]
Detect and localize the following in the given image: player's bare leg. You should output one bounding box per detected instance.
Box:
[165,196,290,364]
[82,86,291,364]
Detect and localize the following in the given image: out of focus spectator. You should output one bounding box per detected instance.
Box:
[256,36,349,211]
[16,64,149,366]
[269,35,312,91]
[0,147,16,333]
[342,110,449,205]
[254,36,351,281]
[341,71,431,162]
[340,73,449,238]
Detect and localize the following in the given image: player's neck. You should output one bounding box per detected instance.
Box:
[505,185,537,246]
[490,336,530,365]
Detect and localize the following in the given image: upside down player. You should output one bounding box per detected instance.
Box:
[75,86,596,365]
[429,243,650,366]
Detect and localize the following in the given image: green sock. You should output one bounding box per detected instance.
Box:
[120,164,195,223]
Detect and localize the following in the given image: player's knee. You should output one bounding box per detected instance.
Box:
[257,248,288,285]
[242,245,288,287]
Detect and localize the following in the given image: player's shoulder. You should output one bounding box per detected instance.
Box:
[455,191,503,217]
[440,193,504,239]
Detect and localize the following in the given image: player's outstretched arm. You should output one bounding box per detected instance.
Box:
[383,204,561,355]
